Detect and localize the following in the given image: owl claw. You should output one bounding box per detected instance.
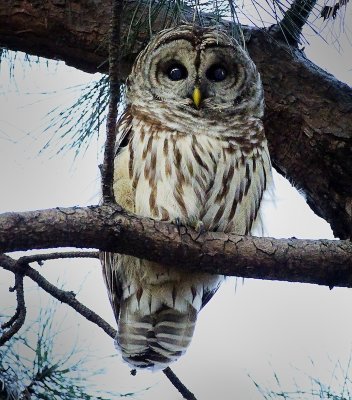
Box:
[191,219,205,240]
[171,217,205,239]
[172,217,182,236]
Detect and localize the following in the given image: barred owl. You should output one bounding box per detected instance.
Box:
[101,25,272,370]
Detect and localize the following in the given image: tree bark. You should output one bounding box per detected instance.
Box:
[0,205,352,288]
[0,0,351,239]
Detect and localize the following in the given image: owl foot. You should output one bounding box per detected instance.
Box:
[171,217,182,236]
[189,218,205,240]
[171,216,205,239]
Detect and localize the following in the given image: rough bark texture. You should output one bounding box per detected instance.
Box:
[1,205,352,288]
[1,1,351,240]
[248,31,352,241]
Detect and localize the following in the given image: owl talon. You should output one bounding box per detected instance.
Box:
[172,217,182,236]
[194,221,206,240]
[172,216,205,239]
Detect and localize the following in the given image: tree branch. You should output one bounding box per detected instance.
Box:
[19,251,99,266]
[101,0,124,203]
[0,272,26,347]
[0,253,116,339]
[272,0,318,45]
[246,30,352,240]
[163,367,198,400]
[0,205,351,288]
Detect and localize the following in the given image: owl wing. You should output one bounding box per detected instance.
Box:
[200,140,271,235]
[114,107,133,156]
[100,108,134,323]
[200,280,222,310]
[100,252,123,322]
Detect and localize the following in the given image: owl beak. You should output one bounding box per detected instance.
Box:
[192,86,202,108]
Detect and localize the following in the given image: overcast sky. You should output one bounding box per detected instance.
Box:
[1,13,352,399]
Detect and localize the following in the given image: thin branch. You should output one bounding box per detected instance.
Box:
[19,251,99,266]
[0,254,116,339]
[0,273,26,346]
[1,254,197,399]
[101,0,124,203]
[163,367,198,400]
[0,205,351,288]
[273,0,318,44]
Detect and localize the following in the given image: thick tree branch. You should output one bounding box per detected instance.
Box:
[247,30,352,240]
[0,205,351,288]
[0,1,351,239]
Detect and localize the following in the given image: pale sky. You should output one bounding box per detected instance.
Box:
[0,13,352,399]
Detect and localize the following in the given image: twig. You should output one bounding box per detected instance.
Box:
[1,254,199,399]
[273,0,318,44]
[101,0,124,203]
[0,272,26,346]
[0,254,116,339]
[19,251,99,266]
[163,367,198,400]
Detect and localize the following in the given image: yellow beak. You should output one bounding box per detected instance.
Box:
[192,86,202,108]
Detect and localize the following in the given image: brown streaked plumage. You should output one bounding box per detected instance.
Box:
[100,24,272,370]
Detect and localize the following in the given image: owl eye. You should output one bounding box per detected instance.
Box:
[206,64,227,82]
[166,63,188,81]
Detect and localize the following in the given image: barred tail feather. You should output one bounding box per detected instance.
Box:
[116,305,197,370]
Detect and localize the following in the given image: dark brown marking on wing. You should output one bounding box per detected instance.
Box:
[187,161,194,177]
[174,145,182,170]
[132,170,140,189]
[192,136,209,172]
[245,163,251,195]
[163,138,169,157]
[140,125,146,143]
[215,163,235,203]
[229,195,238,221]
[128,141,134,179]
[191,286,197,303]
[212,203,226,229]
[149,185,158,216]
[142,135,153,160]
[252,157,257,173]
[174,190,188,217]
[172,286,177,308]
[136,287,143,307]
[165,158,172,177]
[151,151,157,175]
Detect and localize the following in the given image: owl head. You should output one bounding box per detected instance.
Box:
[127,25,264,131]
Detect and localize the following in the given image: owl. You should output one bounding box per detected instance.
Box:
[100,24,272,370]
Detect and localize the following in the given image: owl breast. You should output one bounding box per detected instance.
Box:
[129,122,219,224]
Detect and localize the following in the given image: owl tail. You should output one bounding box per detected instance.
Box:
[116,305,197,370]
